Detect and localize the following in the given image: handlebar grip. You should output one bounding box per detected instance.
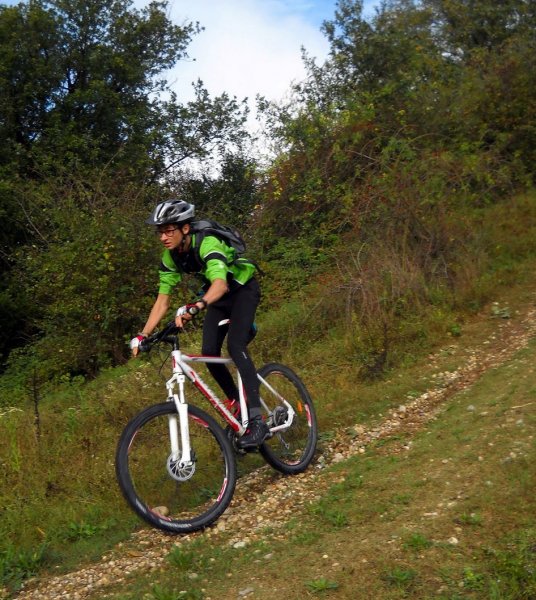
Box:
[187,305,200,316]
[139,337,151,352]
[135,320,181,352]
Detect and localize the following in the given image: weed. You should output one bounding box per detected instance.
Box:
[317,431,335,443]
[462,566,484,591]
[325,510,349,528]
[390,493,412,506]
[484,531,536,598]
[449,323,462,337]
[3,414,23,473]
[166,547,195,569]
[326,478,359,499]
[293,531,318,545]
[308,503,349,529]
[382,566,418,589]
[63,407,80,443]
[456,512,483,526]
[305,577,339,593]
[2,195,536,597]
[491,302,511,319]
[284,517,299,531]
[375,436,401,448]
[0,543,48,590]
[148,585,176,600]
[66,521,103,541]
[148,584,202,600]
[403,533,433,551]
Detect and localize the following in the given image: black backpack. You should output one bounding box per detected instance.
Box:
[169,219,255,275]
[190,219,247,255]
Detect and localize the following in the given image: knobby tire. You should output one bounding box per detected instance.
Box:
[258,362,318,474]
[116,402,236,533]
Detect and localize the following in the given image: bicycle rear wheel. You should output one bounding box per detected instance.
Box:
[116,403,236,533]
[258,363,318,474]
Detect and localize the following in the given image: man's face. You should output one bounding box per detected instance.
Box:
[156,224,187,250]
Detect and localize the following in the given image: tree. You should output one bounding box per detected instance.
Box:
[0,0,252,375]
[0,0,198,176]
[0,0,252,183]
[179,152,260,228]
[422,0,536,59]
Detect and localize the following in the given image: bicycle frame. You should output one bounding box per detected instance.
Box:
[164,347,296,469]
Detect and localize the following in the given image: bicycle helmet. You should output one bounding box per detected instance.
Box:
[145,200,195,226]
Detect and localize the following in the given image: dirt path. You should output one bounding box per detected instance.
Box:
[14,300,536,600]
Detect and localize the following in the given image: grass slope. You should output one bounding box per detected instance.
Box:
[92,292,535,599]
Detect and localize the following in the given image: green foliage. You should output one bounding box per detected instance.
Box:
[148,584,190,600]
[257,0,536,375]
[382,566,418,589]
[484,530,536,599]
[0,0,251,377]
[0,363,147,587]
[403,532,434,551]
[456,512,483,527]
[0,0,198,177]
[259,236,334,305]
[305,577,339,593]
[0,543,48,591]
[2,0,535,384]
[0,2,535,590]
[65,520,109,541]
[166,547,195,569]
[3,176,158,379]
[422,0,536,58]
[179,152,260,229]
[491,302,511,319]
[260,0,535,239]
[309,502,350,529]
[462,566,485,591]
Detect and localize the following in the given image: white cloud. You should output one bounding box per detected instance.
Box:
[164,0,332,105]
[136,0,381,143]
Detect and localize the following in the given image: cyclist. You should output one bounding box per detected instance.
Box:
[130,199,268,448]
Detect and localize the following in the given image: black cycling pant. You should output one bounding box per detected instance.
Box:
[201,278,261,410]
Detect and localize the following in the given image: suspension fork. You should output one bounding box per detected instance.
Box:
[167,350,192,465]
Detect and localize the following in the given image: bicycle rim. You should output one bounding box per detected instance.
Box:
[258,363,318,474]
[116,403,236,533]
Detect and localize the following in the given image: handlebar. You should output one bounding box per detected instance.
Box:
[139,320,181,352]
[138,306,201,353]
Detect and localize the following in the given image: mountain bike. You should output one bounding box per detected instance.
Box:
[115,318,318,534]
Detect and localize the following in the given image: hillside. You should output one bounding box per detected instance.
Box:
[2,1,536,598]
[12,263,536,599]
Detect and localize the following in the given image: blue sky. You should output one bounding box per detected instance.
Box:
[0,0,379,20]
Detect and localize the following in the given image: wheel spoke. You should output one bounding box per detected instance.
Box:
[116,403,236,533]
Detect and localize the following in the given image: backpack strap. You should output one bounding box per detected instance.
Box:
[170,224,264,276]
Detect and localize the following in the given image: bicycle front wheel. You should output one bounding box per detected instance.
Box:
[258,363,318,474]
[116,403,236,533]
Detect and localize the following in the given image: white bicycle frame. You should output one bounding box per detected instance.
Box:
[165,348,296,469]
